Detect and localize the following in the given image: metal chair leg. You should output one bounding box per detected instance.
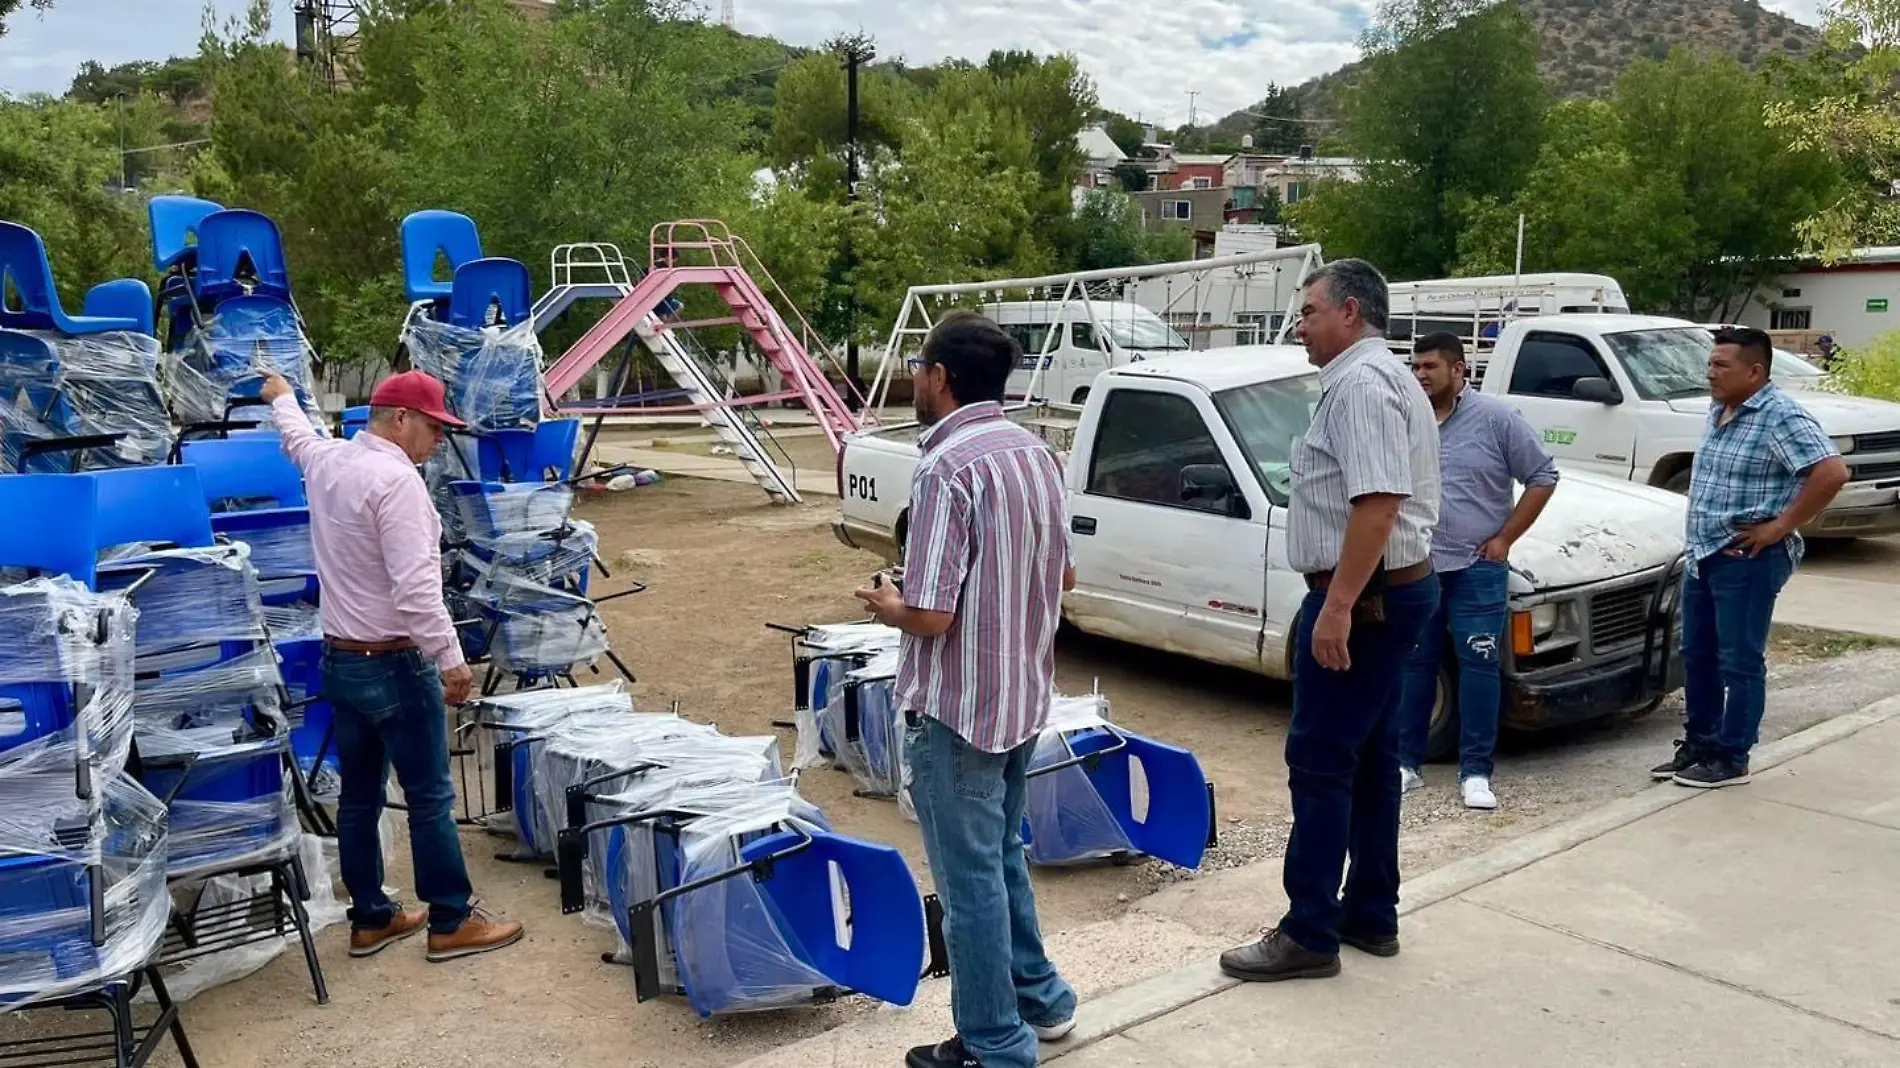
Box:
[286,854,330,1005]
[144,968,201,1068]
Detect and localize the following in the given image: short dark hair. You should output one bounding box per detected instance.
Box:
[1712,326,1773,375]
[1304,259,1390,332]
[921,311,1017,406]
[1413,332,1466,368]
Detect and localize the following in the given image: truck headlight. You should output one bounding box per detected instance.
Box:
[1832,435,1856,455]
[1529,603,1559,638]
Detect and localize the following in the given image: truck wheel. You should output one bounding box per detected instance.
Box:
[1070,387,1091,405]
[1663,470,1691,494]
[1421,660,1460,764]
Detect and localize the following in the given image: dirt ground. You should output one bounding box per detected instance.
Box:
[19,481,1900,1068]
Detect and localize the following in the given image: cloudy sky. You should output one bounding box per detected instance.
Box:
[1,0,1830,124]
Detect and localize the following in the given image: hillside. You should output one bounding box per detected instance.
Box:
[1202,0,1824,146]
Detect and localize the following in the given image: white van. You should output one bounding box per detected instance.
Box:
[982,300,1192,405]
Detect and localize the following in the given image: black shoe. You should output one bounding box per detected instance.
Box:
[1650,739,1705,781]
[1219,927,1341,983]
[1673,758,1750,789]
[905,1037,981,1068]
[1339,927,1401,958]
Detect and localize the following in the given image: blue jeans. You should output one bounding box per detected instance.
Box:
[1681,549,1793,767]
[1281,575,1440,956]
[1397,561,1508,779]
[322,647,473,935]
[904,714,1075,1068]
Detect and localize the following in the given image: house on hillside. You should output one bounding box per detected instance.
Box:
[1129,147,1360,256]
[1079,121,1129,189]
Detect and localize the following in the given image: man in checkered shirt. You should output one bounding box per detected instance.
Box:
[1652,326,1849,790]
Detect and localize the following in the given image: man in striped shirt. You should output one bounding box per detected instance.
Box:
[856,311,1076,1068]
[1221,259,1442,984]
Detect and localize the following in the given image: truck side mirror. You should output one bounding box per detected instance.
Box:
[1179,464,1249,519]
[1571,376,1621,405]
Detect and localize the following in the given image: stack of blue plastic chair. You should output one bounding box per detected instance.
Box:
[398,210,543,434]
[1021,694,1215,871]
[147,200,324,428]
[0,474,197,1065]
[175,436,317,606]
[784,623,904,792]
[0,221,172,472]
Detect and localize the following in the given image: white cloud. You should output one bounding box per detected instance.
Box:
[0,1,288,97]
[737,0,1373,123]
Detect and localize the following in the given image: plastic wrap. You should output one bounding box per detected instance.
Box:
[96,543,268,654]
[0,329,172,472]
[223,521,316,584]
[464,683,645,858]
[131,644,285,760]
[165,299,323,427]
[0,577,138,776]
[452,482,597,585]
[1024,693,1133,866]
[0,766,170,1011]
[820,648,904,800]
[403,317,543,433]
[792,623,899,769]
[471,567,610,677]
[264,601,321,641]
[671,780,838,1016]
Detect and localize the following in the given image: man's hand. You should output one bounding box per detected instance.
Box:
[1728,518,1790,559]
[854,577,904,625]
[1478,534,1514,563]
[441,663,473,705]
[259,372,293,404]
[1311,601,1354,671]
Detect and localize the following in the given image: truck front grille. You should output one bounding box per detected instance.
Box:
[1590,585,1653,653]
[1849,458,1900,481]
[1851,430,1900,454]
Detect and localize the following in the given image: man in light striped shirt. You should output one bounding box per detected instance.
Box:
[1221,259,1443,985]
[856,311,1077,1068]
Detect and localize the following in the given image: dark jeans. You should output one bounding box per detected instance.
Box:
[1397,561,1508,779]
[321,647,473,935]
[1281,575,1440,956]
[905,714,1075,1068]
[1681,548,1794,767]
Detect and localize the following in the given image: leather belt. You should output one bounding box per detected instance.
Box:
[1304,559,1434,593]
[324,636,416,654]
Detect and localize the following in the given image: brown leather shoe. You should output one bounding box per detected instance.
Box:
[349,906,428,958]
[425,907,524,963]
[1219,928,1341,982]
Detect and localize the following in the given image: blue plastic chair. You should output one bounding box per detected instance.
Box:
[448,257,534,329]
[0,222,144,335]
[80,279,156,339]
[400,210,483,305]
[0,474,98,587]
[340,405,369,440]
[532,419,581,481]
[474,418,578,484]
[1022,727,1212,870]
[274,637,338,796]
[191,209,292,303]
[148,195,226,273]
[179,437,308,509]
[91,466,216,553]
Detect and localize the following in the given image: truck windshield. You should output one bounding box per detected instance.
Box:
[1602,328,1713,400]
[1102,317,1192,351]
[1214,374,1324,505]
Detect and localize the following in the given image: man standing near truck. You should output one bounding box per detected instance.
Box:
[855,311,1077,1068]
[1397,333,1559,811]
[1652,327,1849,789]
[1219,260,1441,984]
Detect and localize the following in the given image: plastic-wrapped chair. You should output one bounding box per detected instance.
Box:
[399,209,482,307]
[0,222,144,335]
[272,638,338,809]
[561,780,939,1016]
[166,294,320,426]
[1021,695,1216,870]
[0,328,170,473]
[188,210,291,304]
[833,654,903,799]
[0,474,101,587]
[176,436,317,605]
[448,480,596,587]
[783,622,899,767]
[404,315,542,433]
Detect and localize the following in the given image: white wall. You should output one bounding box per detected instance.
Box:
[1741,267,1900,348]
[1127,228,1303,345]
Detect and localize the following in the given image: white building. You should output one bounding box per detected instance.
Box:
[1736,248,1900,350]
[1078,121,1129,189]
[1128,226,1304,348]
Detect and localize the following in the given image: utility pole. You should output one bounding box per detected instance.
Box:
[1186,90,1200,130]
[720,0,734,28]
[833,33,876,407]
[116,95,126,191]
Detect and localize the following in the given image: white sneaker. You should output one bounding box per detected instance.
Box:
[1031,1017,1076,1042]
[1400,767,1424,794]
[1462,776,1497,810]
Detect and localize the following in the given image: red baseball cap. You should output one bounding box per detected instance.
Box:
[368,370,466,429]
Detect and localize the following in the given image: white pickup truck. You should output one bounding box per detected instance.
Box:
[1472,315,1900,538]
[834,346,1689,760]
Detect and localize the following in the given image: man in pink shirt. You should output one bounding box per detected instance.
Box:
[262,369,523,962]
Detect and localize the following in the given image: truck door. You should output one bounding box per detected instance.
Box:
[1065,382,1269,672]
[1498,330,1639,479]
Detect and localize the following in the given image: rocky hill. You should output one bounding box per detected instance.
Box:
[1202,0,1825,146]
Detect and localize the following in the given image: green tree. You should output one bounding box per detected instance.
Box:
[1111,161,1150,192]
[0,97,149,307]
[1249,83,1305,154]
[0,0,52,38]
[1097,111,1147,157]
[1767,0,1900,257]
[1065,189,1192,271]
[764,50,910,193]
[1293,0,1547,280]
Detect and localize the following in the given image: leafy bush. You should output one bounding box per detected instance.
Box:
[1824,331,1900,402]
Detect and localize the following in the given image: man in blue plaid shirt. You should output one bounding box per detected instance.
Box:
[1653,327,1849,789]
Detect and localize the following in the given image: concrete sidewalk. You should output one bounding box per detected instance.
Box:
[1052,698,1900,1067]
